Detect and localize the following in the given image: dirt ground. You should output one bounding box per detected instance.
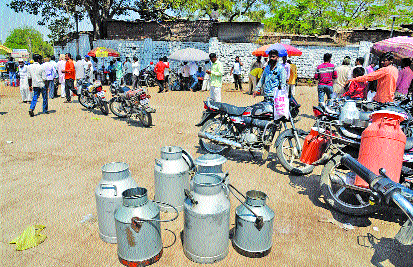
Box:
[1,82,412,267]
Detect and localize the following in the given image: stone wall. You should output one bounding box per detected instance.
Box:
[55,36,373,82]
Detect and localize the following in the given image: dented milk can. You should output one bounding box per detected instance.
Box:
[229,186,275,258]
[114,187,178,266]
[154,146,194,212]
[95,162,138,243]
[183,174,230,264]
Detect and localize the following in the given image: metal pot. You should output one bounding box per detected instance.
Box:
[95,162,138,243]
[183,174,230,264]
[230,187,275,258]
[115,187,178,266]
[154,146,194,212]
[194,153,227,178]
[339,100,360,125]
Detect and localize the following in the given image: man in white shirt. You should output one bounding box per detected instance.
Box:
[181,62,191,91]
[18,58,33,103]
[42,57,57,99]
[123,58,133,85]
[201,60,211,91]
[28,54,47,117]
[230,56,243,90]
[132,57,140,89]
[84,55,94,83]
[189,62,198,91]
[49,55,59,98]
[74,55,87,94]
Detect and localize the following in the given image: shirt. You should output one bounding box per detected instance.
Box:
[210,60,224,87]
[124,61,133,74]
[57,60,66,83]
[181,64,191,77]
[189,62,198,76]
[27,62,46,88]
[18,65,28,80]
[74,59,86,79]
[256,63,287,98]
[288,64,297,85]
[154,61,166,80]
[196,71,205,80]
[132,61,140,76]
[314,62,337,86]
[250,61,263,71]
[65,59,76,80]
[396,66,413,95]
[42,61,56,81]
[250,68,263,79]
[281,63,290,81]
[333,65,351,93]
[342,81,367,99]
[232,62,242,75]
[353,65,398,103]
[164,62,170,76]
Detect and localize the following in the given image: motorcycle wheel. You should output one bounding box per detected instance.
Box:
[109,99,128,118]
[138,110,152,127]
[276,129,315,175]
[199,119,231,155]
[78,94,94,109]
[99,100,109,115]
[146,76,156,87]
[320,154,380,216]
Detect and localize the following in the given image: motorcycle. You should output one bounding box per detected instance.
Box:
[196,97,303,160]
[78,79,109,115]
[109,81,156,127]
[341,154,413,246]
[138,65,157,87]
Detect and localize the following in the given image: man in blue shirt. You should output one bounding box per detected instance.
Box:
[253,50,287,102]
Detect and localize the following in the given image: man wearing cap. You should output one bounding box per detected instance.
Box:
[28,54,47,116]
[18,58,32,103]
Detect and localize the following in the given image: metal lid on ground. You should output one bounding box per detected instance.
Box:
[194,154,227,167]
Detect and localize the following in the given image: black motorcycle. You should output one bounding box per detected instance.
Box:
[109,81,156,127]
[196,97,303,160]
[78,80,109,115]
[138,66,157,87]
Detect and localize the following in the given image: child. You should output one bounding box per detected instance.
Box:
[341,67,367,100]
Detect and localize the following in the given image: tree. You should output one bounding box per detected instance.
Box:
[4,27,53,57]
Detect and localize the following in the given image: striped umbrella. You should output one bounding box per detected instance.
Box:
[88,47,120,57]
[252,43,302,57]
[373,36,413,58]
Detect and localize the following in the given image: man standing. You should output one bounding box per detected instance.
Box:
[132,57,140,89]
[163,57,170,92]
[6,57,18,87]
[123,58,133,85]
[115,58,123,84]
[281,56,290,82]
[248,67,263,95]
[74,55,86,94]
[333,57,351,95]
[254,50,286,101]
[57,54,66,98]
[62,53,76,103]
[206,53,224,102]
[43,57,57,99]
[396,58,413,97]
[201,60,211,91]
[181,62,191,91]
[18,58,32,103]
[28,54,47,117]
[49,55,59,98]
[287,59,297,96]
[350,52,398,103]
[154,58,166,93]
[230,56,243,91]
[189,62,198,91]
[314,53,337,105]
[250,56,263,71]
[84,55,94,83]
[348,57,367,80]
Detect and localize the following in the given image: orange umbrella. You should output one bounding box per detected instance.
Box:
[88,47,120,57]
[252,45,271,57]
[252,44,302,57]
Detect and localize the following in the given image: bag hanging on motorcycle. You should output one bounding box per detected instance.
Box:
[273,89,289,120]
[300,127,328,164]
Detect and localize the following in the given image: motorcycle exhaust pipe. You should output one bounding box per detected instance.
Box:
[198,131,243,148]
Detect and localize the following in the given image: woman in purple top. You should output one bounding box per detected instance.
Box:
[314,53,338,105]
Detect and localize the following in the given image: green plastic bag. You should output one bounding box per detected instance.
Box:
[9,225,47,251]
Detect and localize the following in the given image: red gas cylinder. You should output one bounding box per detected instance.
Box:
[300,127,328,164]
[355,111,406,188]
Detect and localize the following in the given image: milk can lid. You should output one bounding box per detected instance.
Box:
[194,154,227,167]
[371,110,407,122]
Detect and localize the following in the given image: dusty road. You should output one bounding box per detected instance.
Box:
[1,83,411,267]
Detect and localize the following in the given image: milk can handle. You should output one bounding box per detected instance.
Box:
[131,200,179,224]
[182,149,195,170]
[227,184,264,231]
[100,184,117,196]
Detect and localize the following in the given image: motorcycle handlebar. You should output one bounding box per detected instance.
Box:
[340,154,378,185]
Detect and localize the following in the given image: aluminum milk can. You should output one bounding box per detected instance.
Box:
[183,174,230,264]
[154,146,194,212]
[231,189,275,258]
[339,100,360,124]
[95,162,138,243]
[114,187,178,266]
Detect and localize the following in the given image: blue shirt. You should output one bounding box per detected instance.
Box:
[256,63,287,98]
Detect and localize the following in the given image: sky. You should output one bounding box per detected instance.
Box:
[0,0,92,43]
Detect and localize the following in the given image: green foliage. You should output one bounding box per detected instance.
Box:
[4,27,54,57]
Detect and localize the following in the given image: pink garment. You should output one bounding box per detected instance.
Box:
[366,66,374,74]
[396,66,413,95]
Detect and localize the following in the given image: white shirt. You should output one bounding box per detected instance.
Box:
[18,65,28,80]
[75,59,86,79]
[181,64,191,77]
[42,61,56,81]
[132,61,140,76]
[124,61,133,74]
[27,62,46,88]
[164,62,170,76]
[189,62,198,76]
[232,62,242,75]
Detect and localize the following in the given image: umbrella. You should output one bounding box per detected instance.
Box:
[252,43,302,57]
[169,48,210,62]
[372,36,413,58]
[88,47,120,57]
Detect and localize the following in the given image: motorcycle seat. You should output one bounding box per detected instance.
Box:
[209,100,248,115]
[406,137,413,151]
[359,111,371,121]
